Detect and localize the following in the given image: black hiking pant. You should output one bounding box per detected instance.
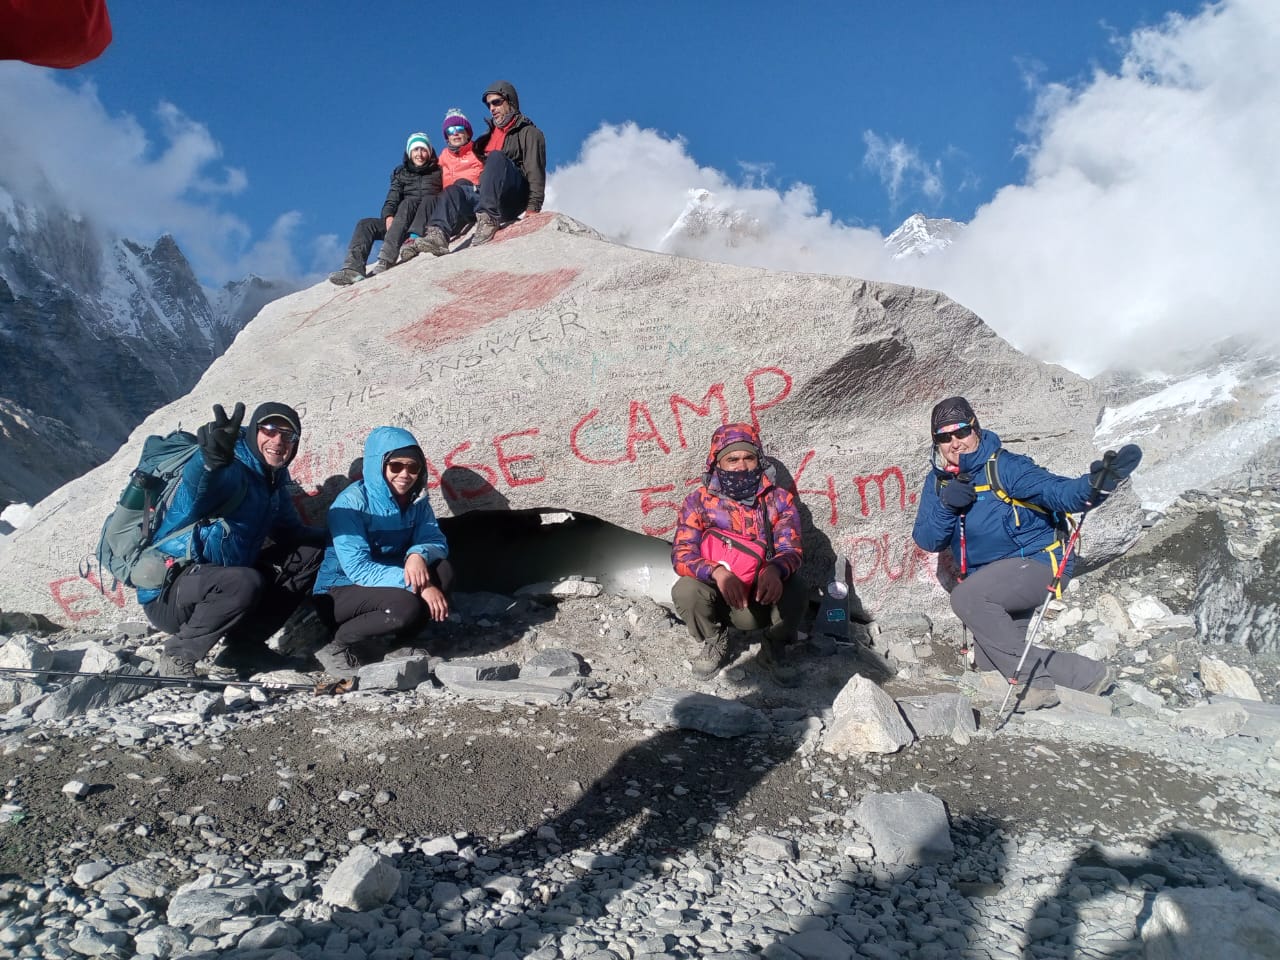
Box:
[409,185,462,237]
[951,556,1106,691]
[144,543,323,663]
[476,151,529,221]
[314,558,454,649]
[342,197,422,269]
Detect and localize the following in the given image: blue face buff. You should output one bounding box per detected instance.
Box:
[716,466,763,502]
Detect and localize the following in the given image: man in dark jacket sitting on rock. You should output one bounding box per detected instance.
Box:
[471,80,545,244]
[329,132,443,285]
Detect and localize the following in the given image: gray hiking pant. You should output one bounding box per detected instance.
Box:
[672,574,807,645]
[951,557,1105,691]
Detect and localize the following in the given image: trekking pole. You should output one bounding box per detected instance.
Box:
[995,451,1116,725]
[947,466,974,669]
[0,665,351,696]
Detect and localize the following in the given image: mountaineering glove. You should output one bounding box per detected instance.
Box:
[197,402,245,471]
[940,474,977,513]
[1089,443,1143,493]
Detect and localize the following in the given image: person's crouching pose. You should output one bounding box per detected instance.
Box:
[670,423,806,686]
[312,427,452,676]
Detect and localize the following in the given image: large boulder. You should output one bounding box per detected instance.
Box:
[0,213,1106,626]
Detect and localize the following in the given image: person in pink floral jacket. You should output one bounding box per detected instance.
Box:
[671,422,806,685]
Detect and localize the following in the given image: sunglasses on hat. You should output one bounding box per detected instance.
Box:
[932,424,975,445]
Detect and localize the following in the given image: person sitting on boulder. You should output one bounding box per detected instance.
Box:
[311,426,452,677]
[328,132,442,285]
[911,396,1142,710]
[142,402,326,677]
[670,423,807,686]
[402,108,485,260]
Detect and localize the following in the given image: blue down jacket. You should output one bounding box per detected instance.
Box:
[911,428,1095,577]
[313,426,448,593]
[138,432,316,604]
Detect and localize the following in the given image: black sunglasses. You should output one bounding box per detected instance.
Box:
[258,423,298,443]
[932,424,975,444]
[485,96,506,107]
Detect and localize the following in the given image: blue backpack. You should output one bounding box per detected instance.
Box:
[95,431,246,591]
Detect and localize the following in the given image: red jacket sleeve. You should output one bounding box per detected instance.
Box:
[0,0,112,68]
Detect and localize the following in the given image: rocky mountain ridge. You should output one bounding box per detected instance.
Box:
[0,185,296,505]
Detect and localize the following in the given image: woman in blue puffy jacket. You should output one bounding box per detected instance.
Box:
[912,397,1138,710]
[312,426,451,676]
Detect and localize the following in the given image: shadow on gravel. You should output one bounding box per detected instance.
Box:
[1022,830,1280,958]
[392,649,882,957]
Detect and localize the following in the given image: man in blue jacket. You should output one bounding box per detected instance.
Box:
[141,402,326,677]
[912,397,1140,710]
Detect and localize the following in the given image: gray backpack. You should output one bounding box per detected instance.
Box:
[95,431,246,590]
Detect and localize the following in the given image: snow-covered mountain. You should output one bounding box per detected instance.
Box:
[1093,340,1280,511]
[883,212,964,259]
[659,189,765,250]
[0,186,295,504]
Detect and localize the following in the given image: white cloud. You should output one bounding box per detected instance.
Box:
[0,65,304,283]
[862,131,945,207]
[549,0,1278,377]
[902,0,1280,374]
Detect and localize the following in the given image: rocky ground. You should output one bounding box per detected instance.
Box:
[1,486,1279,959]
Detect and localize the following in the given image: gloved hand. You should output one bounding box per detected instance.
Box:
[196,402,244,471]
[940,473,977,513]
[1089,443,1143,493]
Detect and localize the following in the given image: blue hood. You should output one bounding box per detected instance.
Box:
[363,426,424,514]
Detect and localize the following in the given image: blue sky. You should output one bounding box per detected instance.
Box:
[2,0,1275,373]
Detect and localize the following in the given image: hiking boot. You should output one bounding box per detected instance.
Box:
[419,226,450,256]
[1082,665,1116,696]
[690,631,729,681]
[368,259,393,277]
[328,267,365,286]
[1013,685,1061,712]
[398,238,420,262]
[159,653,198,679]
[314,640,364,679]
[757,634,799,687]
[471,212,499,246]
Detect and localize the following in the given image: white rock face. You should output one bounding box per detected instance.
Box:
[823,674,914,755]
[1142,885,1280,960]
[1199,656,1262,701]
[0,213,1111,627]
[321,846,400,911]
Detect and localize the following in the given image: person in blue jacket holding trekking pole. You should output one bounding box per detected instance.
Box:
[912,396,1141,711]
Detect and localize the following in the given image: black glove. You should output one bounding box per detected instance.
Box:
[196,402,245,471]
[940,473,977,513]
[1089,443,1143,493]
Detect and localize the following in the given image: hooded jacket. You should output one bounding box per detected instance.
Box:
[440,141,484,189]
[380,154,444,220]
[137,430,318,604]
[911,428,1096,576]
[474,81,546,213]
[314,426,449,594]
[671,423,803,584]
